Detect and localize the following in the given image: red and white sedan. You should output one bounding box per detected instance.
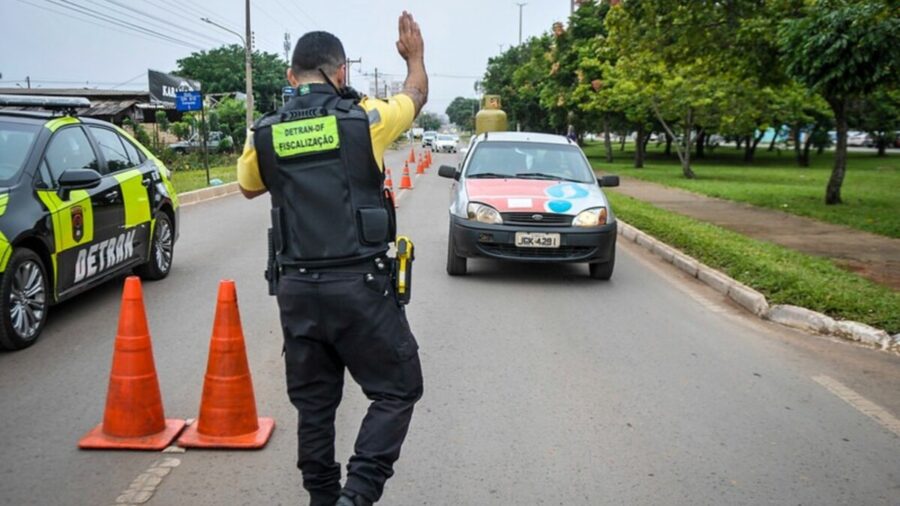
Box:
[438,131,619,279]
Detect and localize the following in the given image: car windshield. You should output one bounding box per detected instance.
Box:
[465,141,595,183]
[0,121,40,185]
[438,135,453,141]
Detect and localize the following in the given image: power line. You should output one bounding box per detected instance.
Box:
[90,0,231,47]
[44,0,204,50]
[271,0,316,30]
[15,0,197,51]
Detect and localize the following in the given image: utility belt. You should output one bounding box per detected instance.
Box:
[266,234,415,305]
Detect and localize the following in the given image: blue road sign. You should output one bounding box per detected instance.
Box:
[282,86,296,97]
[175,91,203,112]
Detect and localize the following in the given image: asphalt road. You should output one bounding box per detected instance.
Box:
[1,147,898,506]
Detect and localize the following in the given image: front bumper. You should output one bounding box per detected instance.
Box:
[450,215,616,263]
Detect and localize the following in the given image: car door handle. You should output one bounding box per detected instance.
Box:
[104,190,119,202]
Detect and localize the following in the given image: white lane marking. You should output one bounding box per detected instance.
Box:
[812,375,900,438]
[114,457,181,505]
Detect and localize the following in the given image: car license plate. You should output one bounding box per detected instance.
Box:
[515,232,560,248]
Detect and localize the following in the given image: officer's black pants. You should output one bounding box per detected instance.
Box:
[278,270,423,504]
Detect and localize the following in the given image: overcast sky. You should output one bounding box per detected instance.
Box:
[1,0,574,115]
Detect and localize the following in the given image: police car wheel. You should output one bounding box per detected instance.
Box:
[135,212,174,281]
[0,249,49,350]
[446,228,467,276]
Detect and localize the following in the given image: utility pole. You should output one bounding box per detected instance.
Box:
[374,68,379,99]
[26,76,31,89]
[516,3,527,45]
[244,0,254,130]
[283,32,291,62]
[345,57,362,86]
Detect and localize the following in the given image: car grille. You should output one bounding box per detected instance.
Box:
[480,243,597,259]
[502,212,572,226]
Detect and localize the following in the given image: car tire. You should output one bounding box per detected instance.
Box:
[135,211,174,281]
[0,248,50,350]
[588,248,615,280]
[446,228,467,276]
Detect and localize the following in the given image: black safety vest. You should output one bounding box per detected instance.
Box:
[254,84,394,268]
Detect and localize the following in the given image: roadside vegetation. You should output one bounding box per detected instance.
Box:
[585,143,900,238]
[607,192,899,333]
[167,157,238,194]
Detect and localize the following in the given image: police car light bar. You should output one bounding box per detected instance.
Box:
[0,94,91,110]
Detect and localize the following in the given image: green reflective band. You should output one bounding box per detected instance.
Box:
[45,116,80,132]
[36,189,94,252]
[272,115,340,158]
[0,194,8,217]
[114,170,152,227]
[0,231,11,273]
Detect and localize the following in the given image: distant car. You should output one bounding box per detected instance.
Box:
[846,131,872,147]
[168,131,232,154]
[433,134,457,153]
[421,131,437,149]
[438,131,619,279]
[0,95,180,350]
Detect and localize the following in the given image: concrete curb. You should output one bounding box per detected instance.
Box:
[616,220,897,352]
[177,182,241,206]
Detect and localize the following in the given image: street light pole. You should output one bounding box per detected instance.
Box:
[244,0,254,129]
[516,3,527,45]
[201,10,254,132]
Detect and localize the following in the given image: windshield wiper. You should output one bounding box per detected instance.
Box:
[514,172,582,183]
[467,172,509,179]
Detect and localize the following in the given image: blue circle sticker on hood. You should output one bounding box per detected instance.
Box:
[546,183,589,200]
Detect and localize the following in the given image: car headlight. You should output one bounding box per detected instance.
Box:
[573,207,608,227]
[466,202,502,224]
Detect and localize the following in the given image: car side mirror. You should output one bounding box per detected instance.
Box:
[438,165,459,180]
[598,175,620,187]
[58,168,102,200]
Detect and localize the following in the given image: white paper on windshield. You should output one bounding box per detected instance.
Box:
[508,198,533,208]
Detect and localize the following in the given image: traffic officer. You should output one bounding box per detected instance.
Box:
[237,12,428,506]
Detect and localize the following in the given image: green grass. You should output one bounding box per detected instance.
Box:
[608,192,899,333]
[584,142,900,238]
[169,165,237,194]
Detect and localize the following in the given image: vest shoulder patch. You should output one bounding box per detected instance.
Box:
[271,115,340,158]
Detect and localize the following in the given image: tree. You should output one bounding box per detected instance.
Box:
[170,121,190,141]
[215,97,249,146]
[850,87,900,157]
[779,0,900,204]
[175,44,288,114]
[445,97,479,131]
[417,111,442,131]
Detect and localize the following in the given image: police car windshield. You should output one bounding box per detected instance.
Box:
[465,141,595,183]
[0,121,39,185]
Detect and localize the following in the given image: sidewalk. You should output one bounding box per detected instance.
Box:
[610,178,900,291]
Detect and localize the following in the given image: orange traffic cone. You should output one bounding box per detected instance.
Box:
[400,162,413,190]
[384,166,394,189]
[177,280,274,449]
[408,148,416,164]
[426,150,432,167]
[416,159,425,175]
[79,277,185,450]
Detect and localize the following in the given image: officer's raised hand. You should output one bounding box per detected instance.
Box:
[396,11,428,115]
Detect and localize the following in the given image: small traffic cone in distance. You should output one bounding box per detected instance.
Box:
[426,150,433,167]
[384,166,394,189]
[416,159,425,175]
[400,162,413,190]
[408,148,416,163]
[79,277,185,450]
[177,280,274,449]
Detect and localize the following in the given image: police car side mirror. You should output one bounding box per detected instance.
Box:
[597,175,620,187]
[438,165,459,180]
[58,169,102,200]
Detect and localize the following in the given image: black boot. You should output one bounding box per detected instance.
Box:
[334,491,373,506]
